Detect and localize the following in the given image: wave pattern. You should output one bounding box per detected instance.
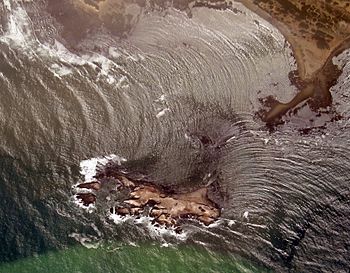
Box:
[0,1,350,272]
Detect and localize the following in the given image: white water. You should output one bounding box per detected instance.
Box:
[79,154,127,183]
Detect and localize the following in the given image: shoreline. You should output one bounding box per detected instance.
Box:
[236,0,350,123]
[237,0,350,80]
[75,163,221,229]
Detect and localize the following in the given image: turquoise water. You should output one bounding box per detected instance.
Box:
[0,242,270,273]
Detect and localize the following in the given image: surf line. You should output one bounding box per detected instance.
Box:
[75,162,220,231]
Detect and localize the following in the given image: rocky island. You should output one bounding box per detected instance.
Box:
[75,162,220,228]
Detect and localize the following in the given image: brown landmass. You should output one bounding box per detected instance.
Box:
[47,0,350,125]
[45,0,231,45]
[75,169,220,228]
[70,1,350,225]
[46,0,146,44]
[237,0,350,124]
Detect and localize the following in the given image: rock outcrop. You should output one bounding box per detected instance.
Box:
[75,167,220,228]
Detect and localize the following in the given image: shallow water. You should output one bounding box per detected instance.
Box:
[0,242,271,273]
[0,1,350,272]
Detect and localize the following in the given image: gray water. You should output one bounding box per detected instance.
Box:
[0,1,350,272]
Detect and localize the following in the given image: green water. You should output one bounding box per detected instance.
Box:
[0,243,271,273]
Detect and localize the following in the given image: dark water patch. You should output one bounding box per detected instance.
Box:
[0,153,69,263]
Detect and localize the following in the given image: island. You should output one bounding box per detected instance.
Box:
[75,162,220,229]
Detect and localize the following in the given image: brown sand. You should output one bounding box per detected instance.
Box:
[238,0,350,79]
[237,0,350,123]
[47,0,350,123]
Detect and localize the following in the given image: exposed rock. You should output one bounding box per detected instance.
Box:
[116,207,130,215]
[76,193,96,206]
[77,181,101,191]
[75,168,220,227]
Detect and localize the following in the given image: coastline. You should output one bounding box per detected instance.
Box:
[236,0,350,123]
[75,164,221,228]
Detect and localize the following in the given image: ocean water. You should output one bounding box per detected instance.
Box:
[0,1,350,272]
